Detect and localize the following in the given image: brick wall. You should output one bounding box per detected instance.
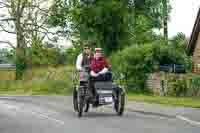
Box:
[147,73,167,96]
[193,32,200,73]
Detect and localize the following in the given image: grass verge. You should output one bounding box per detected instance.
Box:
[128,93,200,108]
[0,80,73,96]
[0,65,75,96]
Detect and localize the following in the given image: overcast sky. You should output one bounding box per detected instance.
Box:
[0,0,200,49]
[168,0,200,37]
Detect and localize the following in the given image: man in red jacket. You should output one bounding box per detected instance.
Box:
[90,48,112,81]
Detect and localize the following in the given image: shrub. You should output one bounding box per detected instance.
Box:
[167,78,187,97]
[187,76,200,97]
[166,74,200,97]
[110,44,154,91]
[152,42,188,65]
[110,42,189,93]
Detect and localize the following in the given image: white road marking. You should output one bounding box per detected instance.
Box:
[30,111,65,125]
[1,103,19,110]
[176,115,200,127]
[0,97,11,99]
[0,101,65,125]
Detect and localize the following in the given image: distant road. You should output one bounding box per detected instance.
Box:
[0,64,15,69]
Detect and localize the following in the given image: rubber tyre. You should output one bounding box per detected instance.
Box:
[84,102,90,112]
[78,96,84,117]
[114,91,125,116]
[73,88,78,112]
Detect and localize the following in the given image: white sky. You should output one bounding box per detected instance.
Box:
[0,0,200,48]
[168,0,200,37]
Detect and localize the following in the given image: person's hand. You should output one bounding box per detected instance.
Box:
[98,71,103,75]
[94,73,99,77]
[90,71,99,77]
[99,68,108,74]
[78,68,84,72]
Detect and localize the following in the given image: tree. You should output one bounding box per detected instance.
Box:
[48,0,129,55]
[0,0,60,79]
[162,0,169,44]
[49,0,170,54]
[128,0,171,45]
[171,32,187,46]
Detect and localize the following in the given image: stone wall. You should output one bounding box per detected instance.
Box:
[147,73,183,96]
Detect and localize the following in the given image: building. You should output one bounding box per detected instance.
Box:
[187,8,200,73]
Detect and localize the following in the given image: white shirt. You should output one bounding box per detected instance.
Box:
[76,53,83,71]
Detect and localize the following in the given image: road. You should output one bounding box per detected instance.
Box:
[0,96,199,133]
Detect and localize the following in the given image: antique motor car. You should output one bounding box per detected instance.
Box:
[73,66,125,117]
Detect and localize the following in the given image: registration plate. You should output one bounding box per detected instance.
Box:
[104,97,113,103]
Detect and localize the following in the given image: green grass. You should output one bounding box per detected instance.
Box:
[0,65,75,96]
[0,80,73,96]
[0,70,15,80]
[128,93,200,108]
[1,66,200,108]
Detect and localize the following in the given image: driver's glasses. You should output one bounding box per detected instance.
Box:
[84,47,90,50]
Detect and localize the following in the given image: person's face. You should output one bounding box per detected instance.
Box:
[84,47,91,55]
[95,51,102,59]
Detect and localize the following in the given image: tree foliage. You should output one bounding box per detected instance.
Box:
[0,0,60,79]
[31,36,67,66]
[48,0,171,54]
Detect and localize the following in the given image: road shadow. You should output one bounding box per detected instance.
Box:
[83,112,119,118]
[71,110,130,119]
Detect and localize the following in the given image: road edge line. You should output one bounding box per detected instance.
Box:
[176,115,200,127]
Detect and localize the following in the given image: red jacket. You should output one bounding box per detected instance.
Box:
[90,57,109,73]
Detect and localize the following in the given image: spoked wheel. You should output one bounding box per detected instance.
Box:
[77,92,84,117]
[73,87,78,112]
[84,102,90,112]
[77,89,90,117]
[114,88,125,116]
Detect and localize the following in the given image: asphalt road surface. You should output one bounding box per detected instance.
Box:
[0,96,199,133]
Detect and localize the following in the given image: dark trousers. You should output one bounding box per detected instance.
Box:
[92,72,112,81]
[90,73,112,96]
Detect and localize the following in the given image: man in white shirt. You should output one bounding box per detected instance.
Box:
[76,44,93,71]
[76,44,93,96]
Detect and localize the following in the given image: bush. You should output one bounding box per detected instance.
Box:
[66,47,81,65]
[165,74,200,97]
[110,42,189,92]
[153,42,188,65]
[167,78,187,97]
[187,76,200,97]
[185,56,193,72]
[110,44,154,91]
